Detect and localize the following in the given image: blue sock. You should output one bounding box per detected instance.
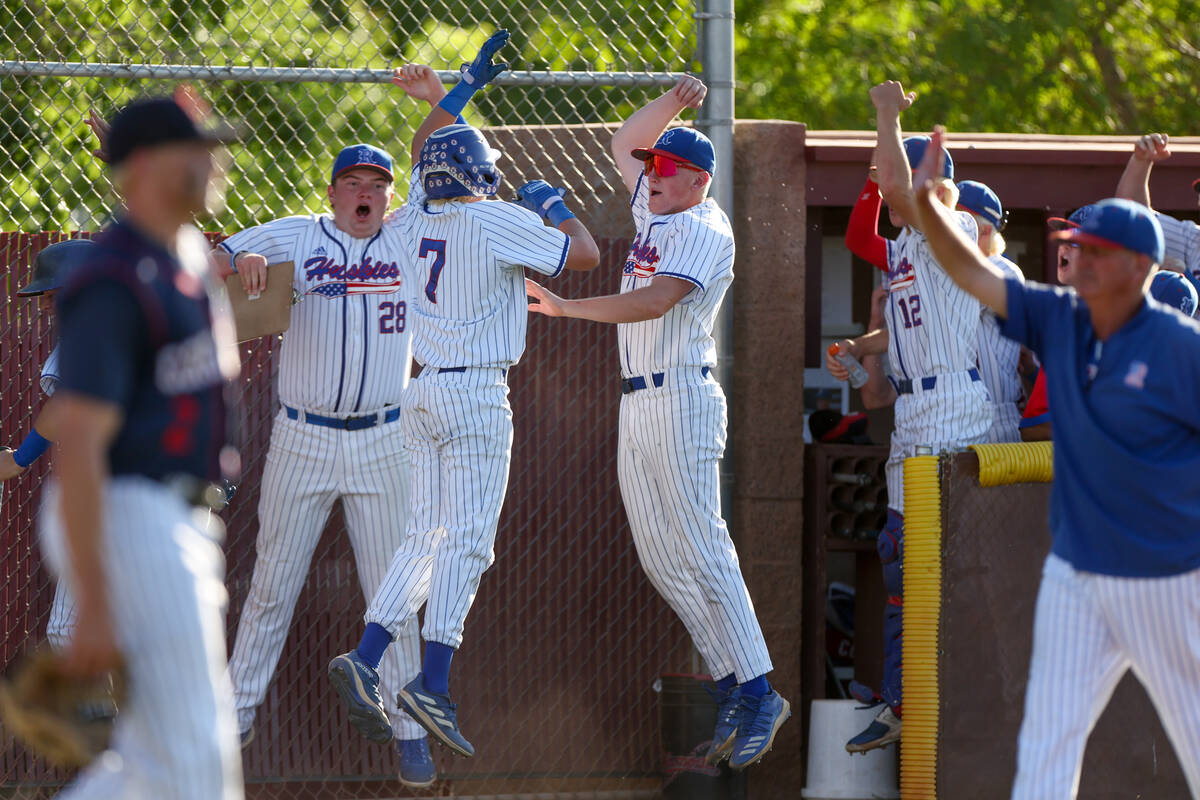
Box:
[356,622,392,669]
[716,673,737,692]
[422,641,455,694]
[739,674,770,698]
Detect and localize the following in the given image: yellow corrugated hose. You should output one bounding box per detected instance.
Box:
[901,455,942,800]
[969,442,1054,486]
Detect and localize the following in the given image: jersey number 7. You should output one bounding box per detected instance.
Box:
[420,238,447,303]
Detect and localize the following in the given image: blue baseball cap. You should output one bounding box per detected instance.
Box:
[631,127,716,175]
[903,135,953,180]
[331,143,394,184]
[956,180,1003,229]
[1149,271,1199,318]
[1050,198,1165,264]
[1047,203,1102,232]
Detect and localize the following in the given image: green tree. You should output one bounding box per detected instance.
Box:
[0,0,692,232]
[734,0,1200,134]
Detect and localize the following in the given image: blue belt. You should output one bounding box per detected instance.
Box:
[429,366,507,377]
[621,367,710,395]
[284,405,400,430]
[893,367,979,396]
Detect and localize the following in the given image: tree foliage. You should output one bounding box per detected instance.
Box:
[734,0,1200,134]
[0,0,688,231]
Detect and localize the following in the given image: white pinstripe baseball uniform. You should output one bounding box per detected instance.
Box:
[977,255,1024,444]
[217,208,423,740]
[883,214,991,513]
[36,346,81,650]
[615,172,772,683]
[365,172,569,651]
[1155,211,1200,282]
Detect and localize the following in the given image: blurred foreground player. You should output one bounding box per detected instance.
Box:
[39,97,244,799]
[911,127,1200,800]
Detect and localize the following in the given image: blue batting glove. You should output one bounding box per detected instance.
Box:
[515,180,576,226]
[461,29,511,88]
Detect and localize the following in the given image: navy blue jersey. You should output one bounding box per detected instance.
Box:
[999,276,1200,577]
[56,218,240,482]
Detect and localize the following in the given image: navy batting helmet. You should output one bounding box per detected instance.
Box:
[419,124,503,200]
[17,239,96,296]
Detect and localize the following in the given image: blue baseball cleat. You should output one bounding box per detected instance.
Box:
[396,736,437,788]
[705,686,740,764]
[398,673,475,757]
[845,703,901,753]
[327,651,393,743]
[729,690,791,770]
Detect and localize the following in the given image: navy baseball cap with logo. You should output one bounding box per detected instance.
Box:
[107,97,237,167]
[331,144,394,184]
[956,180,1003,229]
[631,127,717,175]
[1050,198,1165,264]
[903,135,953,180]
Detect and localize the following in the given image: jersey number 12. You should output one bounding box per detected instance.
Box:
[420,238,447,303]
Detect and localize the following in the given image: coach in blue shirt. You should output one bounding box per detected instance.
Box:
[908,128,1200,800]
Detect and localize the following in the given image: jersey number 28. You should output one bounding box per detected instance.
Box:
[420,238,447,303]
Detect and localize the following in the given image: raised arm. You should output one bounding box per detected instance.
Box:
[871,81,920,231]
[911,127,1008,315]
[513,180,600,271]
[390,64,450,166]
[845,169,888,271]
[610,76,707,195]
[407,30,509,167]
[1114,133,1170,209]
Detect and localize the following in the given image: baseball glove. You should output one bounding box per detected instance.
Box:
[0,648,125,768]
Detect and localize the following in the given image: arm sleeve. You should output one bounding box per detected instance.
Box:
[478,203,571,278]
[1155,212,1200,277]
[649,215,730,297]
[1019,368,1050,427]
[845,178,888,271]
[56,280,149,408]
[630,172,650,229]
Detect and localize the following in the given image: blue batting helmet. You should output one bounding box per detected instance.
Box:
[903,135,954,180]
[419,124,503,200]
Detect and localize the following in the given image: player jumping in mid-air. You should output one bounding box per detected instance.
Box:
[910,125,1200,800]
[525,75,790,770]
[327,30,600,759]
[208,63,463,789]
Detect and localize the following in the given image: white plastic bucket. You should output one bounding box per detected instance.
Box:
[801,699,900,800]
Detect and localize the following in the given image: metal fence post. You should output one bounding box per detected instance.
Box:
[697,0,736,529]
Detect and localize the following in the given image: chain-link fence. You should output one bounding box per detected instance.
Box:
[0,1,729,795]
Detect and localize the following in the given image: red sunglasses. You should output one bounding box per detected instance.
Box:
[642,153,706,178]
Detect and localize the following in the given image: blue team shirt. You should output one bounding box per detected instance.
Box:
[56,218,239,482]
[999,276,1200,577]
